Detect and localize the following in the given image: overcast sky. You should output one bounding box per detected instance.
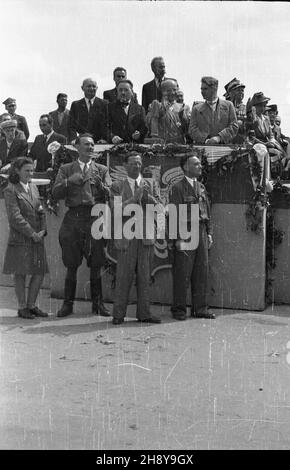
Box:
[1,0,290,139]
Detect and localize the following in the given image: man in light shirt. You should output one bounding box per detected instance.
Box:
[189,76,238,145]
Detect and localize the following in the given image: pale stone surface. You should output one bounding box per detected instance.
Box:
[1,286,290,450]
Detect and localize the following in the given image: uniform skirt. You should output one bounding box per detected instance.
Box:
[3,242,49,275]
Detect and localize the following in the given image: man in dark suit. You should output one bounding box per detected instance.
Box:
[69,78,108,144]
[107,80,147,144]
[29,114,66,172]
[110,151,161,325]
[189,76,238,144]
[2,97,30,140]
[0,119,28,168]
[103,67,138,103]
[142,57,166,113]
[169,154,215,321]
[52,134,111,318]
[49,93,70,141]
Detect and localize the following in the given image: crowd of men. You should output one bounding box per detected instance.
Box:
[0,56,289,176]
[1,56,289,323]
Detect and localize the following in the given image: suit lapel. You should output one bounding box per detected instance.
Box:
[15,183,35,208]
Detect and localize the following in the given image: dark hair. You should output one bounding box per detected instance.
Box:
[123,151,142,163]
[8,157,34,184]
[151,56,164,71]
[75,133,95,145]
[179,153,200,171]
[113,67,126,76]
[39,114,53,124]
[56,93,67,101]
[117,79,134,90]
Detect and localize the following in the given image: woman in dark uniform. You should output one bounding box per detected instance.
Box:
[3,157,49,319]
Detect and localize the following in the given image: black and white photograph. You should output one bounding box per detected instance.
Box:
[0,0,290,454]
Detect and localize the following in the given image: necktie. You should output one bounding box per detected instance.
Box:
[83,163,89,177]
[193,179,198,196]
[134,180,138,193]
[88,99,92,112]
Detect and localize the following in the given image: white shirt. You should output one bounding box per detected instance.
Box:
[121,101,130,115]
[44,130,54,143]
[85,97,95,111]
[78,159,92,172]
[127,174,142,194]
[20,181,30,193]
[185,176,197,188]
[206,97,218,111]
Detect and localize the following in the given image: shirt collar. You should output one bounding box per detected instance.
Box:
[20,181,30,192]
[78,159,92,170]
[44,130,54,141]
[185,175,197,187]
[127,174,142,186]
[206,97,218,107]
[85,97,95,106]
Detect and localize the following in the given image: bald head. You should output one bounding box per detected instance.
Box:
[81,78,97,99]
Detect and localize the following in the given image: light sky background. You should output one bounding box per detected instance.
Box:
[1,0,290,140]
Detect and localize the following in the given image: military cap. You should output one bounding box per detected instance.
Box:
[201,76,218,87]
[3,97,16,106]
[0,119,17,129]
[251,92,270,106]
[227,78,245,92]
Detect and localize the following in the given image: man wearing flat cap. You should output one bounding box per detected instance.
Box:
[2,98,30,140]
[189,77,238,145]
[0,119,28,169]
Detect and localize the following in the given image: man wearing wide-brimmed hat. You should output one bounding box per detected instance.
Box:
[2,97,30,140]
[247,92,287,177]
[0,119,28,169]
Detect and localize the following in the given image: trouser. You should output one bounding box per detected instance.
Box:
[59,206,107,303]
[172,223,209,314]
[14,274,44,309]
[113,239,153,320]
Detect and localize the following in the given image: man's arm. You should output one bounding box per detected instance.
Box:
[21,116,30,140]
[218,102,239,144]
[68,102,78,143]
[52,165,69,200]
[189,105,208,144]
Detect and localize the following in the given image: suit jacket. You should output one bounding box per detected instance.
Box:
[249,115,273,143]
[0,132,28,167]
[52,159,111,207]
[189,99,238,144]
[29,132,66,172]
[49,109,70,140]
[69,97,108,142]
[12,114,30,140]
[142,79,163,113]
[103,88,138,104]
[108,101,147,143]
[110,176,160,249]
[169,176,212,241]
[4,182,46,246]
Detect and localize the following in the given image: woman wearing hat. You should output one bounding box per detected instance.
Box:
[3,157,49,319]
[0,118,28,169]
